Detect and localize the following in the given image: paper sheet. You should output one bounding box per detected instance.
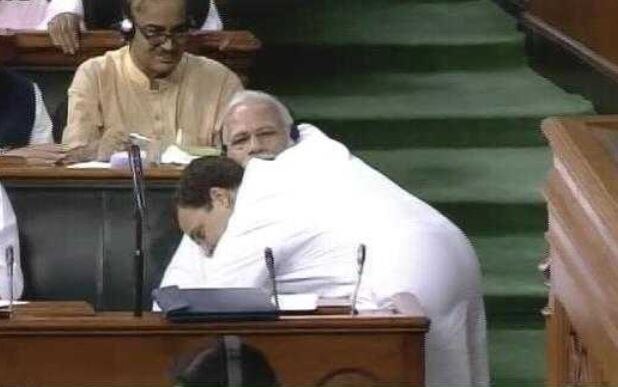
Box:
[276,293,318,312]
[67,161,111,169]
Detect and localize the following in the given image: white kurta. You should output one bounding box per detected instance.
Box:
[0,0,48,30]
[0,184,24,300]
[40,0,223,31]
[161,124,489,386]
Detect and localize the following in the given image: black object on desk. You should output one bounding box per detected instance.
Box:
[152,286,278,322]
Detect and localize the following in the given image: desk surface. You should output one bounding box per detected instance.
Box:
[0,301,429,386]
[0,165,184,182]
[0,301,429,333]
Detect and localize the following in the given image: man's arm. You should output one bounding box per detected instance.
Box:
[62,60,105,161]
[211,71,243,144]
[160,235,209,290]
[29,84,54,145]
[42,0,84,55]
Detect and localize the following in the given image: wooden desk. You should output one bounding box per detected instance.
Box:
[0,300,429,386]
[543,115,618,385]
[0,30,261,83]
[1,166,183,310]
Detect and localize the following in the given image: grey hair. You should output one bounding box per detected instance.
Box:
[222,90,294,140]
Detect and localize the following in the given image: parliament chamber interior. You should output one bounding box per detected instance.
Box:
[1,0,617,385]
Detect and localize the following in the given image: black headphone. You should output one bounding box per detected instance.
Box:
[174,335,279,387]
[120,0,135,40]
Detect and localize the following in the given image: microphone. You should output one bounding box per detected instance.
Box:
[127,143,146,317]
[264,248,279,310]
[5,246,14,313]
[350,244,366,315]
[128,144,146,219]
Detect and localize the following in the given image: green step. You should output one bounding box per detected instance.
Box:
[265,69,593,148]
[473,235,547,298]
[246,0,526,73]
[475,234,547,329]
[355,147,550,234]
[489,329,545,386]
[355,147,551,204]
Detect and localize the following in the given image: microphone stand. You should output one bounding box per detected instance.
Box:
[6,246,14,316]
[128,144,146,317]
[264,248,280,310]
[350,244,366,315]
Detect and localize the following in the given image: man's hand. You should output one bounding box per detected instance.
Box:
[97,131,131,161]
[5,144,68,166]
[48,13,81,55]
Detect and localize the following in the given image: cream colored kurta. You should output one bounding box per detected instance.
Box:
[63,45,242,150]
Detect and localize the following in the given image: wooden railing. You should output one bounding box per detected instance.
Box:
[523,0,618,82]
[0,30,261,81]
[543,115,618,385]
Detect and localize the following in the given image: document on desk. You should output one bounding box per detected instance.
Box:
[277,294,318,312]
[67,161,111,169]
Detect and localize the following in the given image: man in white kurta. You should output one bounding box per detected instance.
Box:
[0,184,24,301]
[162,119,489,386]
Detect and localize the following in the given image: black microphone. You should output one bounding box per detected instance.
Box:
[128,144,146,219]
[5,246,14,313]
[264,248,279,310]
[127,144,146,317]
[350,244,366,315]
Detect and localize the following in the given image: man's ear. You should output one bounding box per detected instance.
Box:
[209,187,232,209]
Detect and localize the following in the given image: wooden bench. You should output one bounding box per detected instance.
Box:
[0,30,261,83]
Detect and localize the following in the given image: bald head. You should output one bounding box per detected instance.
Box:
[222,91,294,166]
[129,0,186,18]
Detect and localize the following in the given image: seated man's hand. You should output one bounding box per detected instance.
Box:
[5,144,68,166]
[97,130,131,161]
[48,12,81,55]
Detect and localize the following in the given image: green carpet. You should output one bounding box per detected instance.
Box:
[237,0,595,384]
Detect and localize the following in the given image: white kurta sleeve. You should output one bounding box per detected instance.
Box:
[29,84,54,145]
[0,185,24,300]
[38,0,84,29]
[200,0,223,31]
[159,234,209,289]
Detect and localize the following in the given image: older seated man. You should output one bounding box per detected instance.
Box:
[62,0,242,161]
[161,90,489,386]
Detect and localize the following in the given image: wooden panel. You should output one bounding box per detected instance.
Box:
[543,115,618,386]
[2,167,184,310]
[0,302,428,386]
[0,165,183,181]
[0,30,260,83]
[524,0,618,81]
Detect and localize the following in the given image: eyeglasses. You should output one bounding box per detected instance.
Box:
[135,23,189,46]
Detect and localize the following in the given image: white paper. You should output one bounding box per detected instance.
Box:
[161,145,199,165]
[275,293,318,312]
[67,161,111,169]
